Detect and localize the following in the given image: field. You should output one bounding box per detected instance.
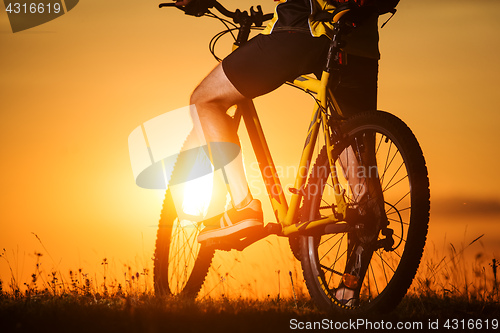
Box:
[1,236,499,332]
[1,293,499,333]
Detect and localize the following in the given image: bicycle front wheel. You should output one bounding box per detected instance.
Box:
[300,111,430,314]
[153,189,214,297]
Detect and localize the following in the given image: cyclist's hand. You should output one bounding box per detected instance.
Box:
[175,0,192,7]
[174,0,212,16]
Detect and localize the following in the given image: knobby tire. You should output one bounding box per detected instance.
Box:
[300,110,430,314]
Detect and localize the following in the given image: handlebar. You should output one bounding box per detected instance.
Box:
[160,1,361,29]
[159,1,359,66]
[159,0,274,27]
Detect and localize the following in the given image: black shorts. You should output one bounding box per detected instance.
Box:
[222,31,378,116]
[222,31,330,99]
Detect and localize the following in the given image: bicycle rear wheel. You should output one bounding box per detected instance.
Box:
[154,189,214,297]
[300,111,430,314]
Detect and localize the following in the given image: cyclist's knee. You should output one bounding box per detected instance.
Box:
[190,84,234,111]
[190,85,211,106]
[189,64,244,110]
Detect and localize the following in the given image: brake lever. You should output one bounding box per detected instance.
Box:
[250,5,264,27]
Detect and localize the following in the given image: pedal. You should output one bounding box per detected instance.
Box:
[264,222,282,235]
[200,223,281,251]
[203,238,234,252]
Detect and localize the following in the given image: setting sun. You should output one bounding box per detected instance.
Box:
[181,172,214,219]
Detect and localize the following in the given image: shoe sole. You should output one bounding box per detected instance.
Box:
[197,219,264,243]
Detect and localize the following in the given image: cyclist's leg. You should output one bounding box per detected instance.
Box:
[334,55,379,201]
[190,63,252,209]
[190,63,245,145]
[333,54,379,118]
[190,64,263,242]
[331,55,381,301]
[191,31,330,189]
[192,32,330,241]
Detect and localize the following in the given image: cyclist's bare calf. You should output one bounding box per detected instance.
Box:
[190,63,252,209]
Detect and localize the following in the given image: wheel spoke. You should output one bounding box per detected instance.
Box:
[384,172,408,193]
[320,264,344,276]
[377,250,390,284]
[376,250,397,275]
[386,205,411,216]
[368,262,380,296]
[379,139,398,184]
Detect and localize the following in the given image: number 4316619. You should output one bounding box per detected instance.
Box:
[443,319,498,330]
[5,2,62,14]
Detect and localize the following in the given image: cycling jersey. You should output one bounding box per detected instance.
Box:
[262,0,380,59]
[262,0,335,37]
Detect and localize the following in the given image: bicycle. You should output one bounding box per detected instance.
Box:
[152,0,430,314]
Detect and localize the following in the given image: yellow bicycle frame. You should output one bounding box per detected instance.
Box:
[236,72,348,237]
[231,8,352,238]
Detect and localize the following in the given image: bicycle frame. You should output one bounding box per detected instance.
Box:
[233,10,353,238]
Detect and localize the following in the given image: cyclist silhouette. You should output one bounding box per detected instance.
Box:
[174,0,380,243]
[150,0,429,312]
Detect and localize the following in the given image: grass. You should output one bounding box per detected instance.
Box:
[411,234,499,302]
[1,234,499,333]
[1,292,499,333]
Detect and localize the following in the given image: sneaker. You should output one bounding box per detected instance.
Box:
[197,199,264,243]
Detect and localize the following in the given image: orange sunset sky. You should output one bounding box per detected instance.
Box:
[1,0,499,298]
